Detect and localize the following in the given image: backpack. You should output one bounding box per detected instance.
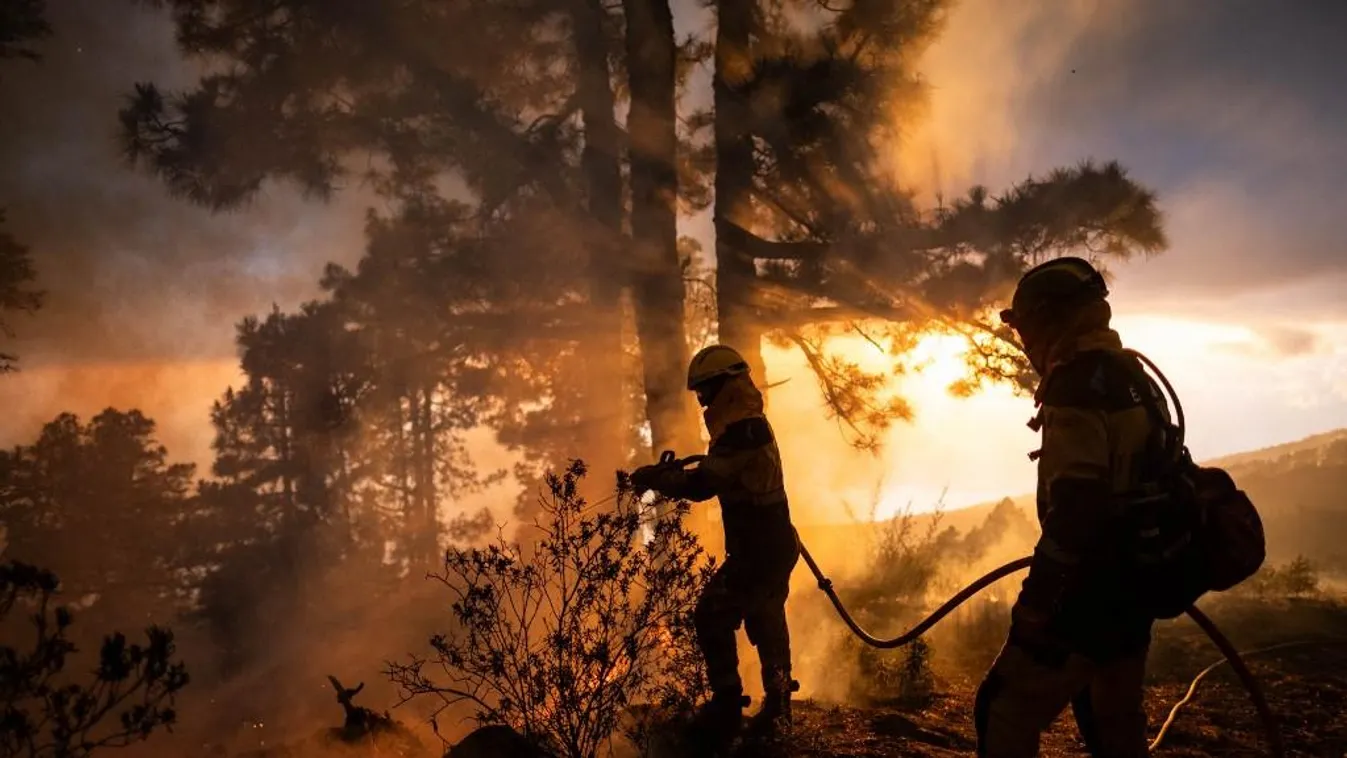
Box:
[1117,349,1266,619]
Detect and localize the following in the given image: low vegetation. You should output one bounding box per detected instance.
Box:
[387,462,711,758]
[0,561,189,758]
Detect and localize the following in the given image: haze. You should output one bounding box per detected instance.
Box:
[3,0,1346,520]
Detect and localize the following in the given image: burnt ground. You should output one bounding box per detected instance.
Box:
[766,597,1347,758]
[777,646,1347,758]
[192,597,1347,758]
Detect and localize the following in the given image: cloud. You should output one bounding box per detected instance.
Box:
[0,0,378,453]
[892,0,1123,198]
[1011,0,1347,304]
[1259,326,1323,359]
[888,0,1347,310]
[0,0,372,367]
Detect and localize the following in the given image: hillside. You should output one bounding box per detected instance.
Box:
[804,428,1347,575]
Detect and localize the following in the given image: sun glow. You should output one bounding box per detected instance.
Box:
[762,310,1339,529]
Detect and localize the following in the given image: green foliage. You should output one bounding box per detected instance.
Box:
[387,461,711,758]
[0,561,189,758]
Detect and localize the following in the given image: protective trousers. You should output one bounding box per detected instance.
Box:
[694,557,793,699]
[974,641,1149,758]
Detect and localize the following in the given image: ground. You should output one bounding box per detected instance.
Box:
[766,597,1347,758]
[778,645,1347,758]
[193,597,1347,758]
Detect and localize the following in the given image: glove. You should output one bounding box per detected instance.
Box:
[630,464,663,494]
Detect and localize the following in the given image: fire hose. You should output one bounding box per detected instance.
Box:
[641,452,1329,756]
[797,538,1288,756]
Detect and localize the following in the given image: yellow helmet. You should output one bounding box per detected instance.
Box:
[687,344,750,390]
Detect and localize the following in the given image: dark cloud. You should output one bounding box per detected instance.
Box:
[0,0,371,367]
[1008,0,1347,305]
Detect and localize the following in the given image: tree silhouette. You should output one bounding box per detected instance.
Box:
[0,410,196,634]
[0,211,43,372]
[0,1,50,370]
[119,0,694,489]
[709,0,1167,448]
[0,0,49,63]
[0,561,189,758]
[122,1,1169,479]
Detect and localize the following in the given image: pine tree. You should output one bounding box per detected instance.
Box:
[0,410,196,633]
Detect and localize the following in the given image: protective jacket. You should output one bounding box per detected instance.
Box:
[1018,326,1171,662]
[644,374,798,568]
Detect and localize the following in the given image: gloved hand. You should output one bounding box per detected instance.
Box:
[630,464,664,494]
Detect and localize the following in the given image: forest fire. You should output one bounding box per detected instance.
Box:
[5,1,1347,757]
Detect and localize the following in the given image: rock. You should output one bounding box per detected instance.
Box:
[447,725,550,758]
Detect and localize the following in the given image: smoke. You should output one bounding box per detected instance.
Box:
[891,0,1127,200]
[0,0,372,452]
[6,0,1347,745]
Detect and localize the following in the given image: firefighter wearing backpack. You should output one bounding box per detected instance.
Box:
[976,257,1168,758]
[630,344,800,740]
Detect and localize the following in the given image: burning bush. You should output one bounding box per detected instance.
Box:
[387,461,710,758]
[0,560,189,758]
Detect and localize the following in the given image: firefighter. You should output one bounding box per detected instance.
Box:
[975,257,1168,757]
[631,344,800,738]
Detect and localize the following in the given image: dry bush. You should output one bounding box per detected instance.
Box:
[0,561,189,758]
[387,461,711,758]
[1229,555,1322,600]
[822,496,1033,704]
[823,498,947,707]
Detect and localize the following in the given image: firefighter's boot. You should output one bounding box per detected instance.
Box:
[692,688,748,737]
[748,669,797,741]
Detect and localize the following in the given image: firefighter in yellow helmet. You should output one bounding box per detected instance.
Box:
[631,345,800,739]
[975,257,1171,757]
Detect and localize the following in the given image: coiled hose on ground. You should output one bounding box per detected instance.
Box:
[795,539,1290,757]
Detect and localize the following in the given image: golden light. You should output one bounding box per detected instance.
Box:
[762,312,1290,528]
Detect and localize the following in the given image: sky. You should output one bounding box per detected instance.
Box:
[2,0,1346,522]
[752,0,1347,519]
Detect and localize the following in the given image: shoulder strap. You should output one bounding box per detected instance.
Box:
[1122,348,1190,468]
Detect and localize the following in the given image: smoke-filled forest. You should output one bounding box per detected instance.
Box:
[4,1,1347,757]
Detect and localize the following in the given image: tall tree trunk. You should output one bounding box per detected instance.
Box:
[714,0,766,382]
[418,385,439,567]
[574,0,628,494]
[623,0,700,460]
[410,386,431,568]
[394,390,414,562]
